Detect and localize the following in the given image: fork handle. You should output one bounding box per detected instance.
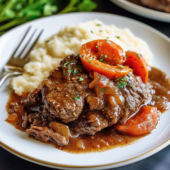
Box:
[0,71,22,88]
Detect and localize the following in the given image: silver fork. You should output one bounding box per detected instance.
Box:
[0,26,44,88]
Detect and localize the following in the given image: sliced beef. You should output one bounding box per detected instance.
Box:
[140,0,170,13]
[71,73,152,135]
[39,55,91,123]
[26,125,67,146]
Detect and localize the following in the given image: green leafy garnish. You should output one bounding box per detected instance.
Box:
[105,102,109,108]
[77,65,84,70]
[14,121,20,125]
[62,61,73,68]
[136,53,141,59]
[96,45,99,49]
[102,88,107,92]
[74,95,79,101]
[79,77,84,81]
[99,30,102,32]
[121,77,127,81]
[155,95,160,99]
[91,30,93,33]
[115,78,119,81]
[56,81,59,84]
[106,37,109,39]
[117,64,125,69]
[68,70,71,73]
[125,54,127,58]
[116,36,120,39]
[100,55,103,62]
[64,74,67,76]
[117,81,127,88]
[0,0,97,35]
[75,92,78,95]
[96,24,101,26]
[45,40,50,43]
[127,74,130,77]
[105,55,107,58]
[80,55,84,58]
[73,68,79,74]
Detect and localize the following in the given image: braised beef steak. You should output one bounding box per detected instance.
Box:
[12,55,153,145]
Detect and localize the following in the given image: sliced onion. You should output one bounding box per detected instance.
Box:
[49,121,70,140]
[94,84,103,98]
[6,113,18,123]
[108,96,117,107]
[76,139,85,149]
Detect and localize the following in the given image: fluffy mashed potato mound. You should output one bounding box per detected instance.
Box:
[11,20,153,95]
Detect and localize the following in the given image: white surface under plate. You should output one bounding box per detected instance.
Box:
[111,0,170,22]
[0,12,170,170]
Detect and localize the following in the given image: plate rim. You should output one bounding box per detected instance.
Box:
[0,12,170,169]
[111,0,170,22]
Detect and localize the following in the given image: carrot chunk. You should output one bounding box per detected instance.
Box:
[114,106,159,136]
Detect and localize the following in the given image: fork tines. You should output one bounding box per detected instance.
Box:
[11,26,44,61]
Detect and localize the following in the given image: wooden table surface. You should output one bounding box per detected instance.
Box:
[1,1,170,170]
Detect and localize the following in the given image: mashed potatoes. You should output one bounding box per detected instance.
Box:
[11,20,153,95]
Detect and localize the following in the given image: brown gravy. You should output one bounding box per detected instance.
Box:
[6,67,170,153]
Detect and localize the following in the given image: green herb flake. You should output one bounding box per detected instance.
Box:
[117,64,125,69]
[45,40,50,43]
[86,92,89,95]
[74,95,80,101]
[129,83,133,88]
[117,81,127,88]
[99,30,102,32]
[96,24,101,26]
[100,55,103,62]
[155,95,160,99]
[14,121,20,125]
[106,40,111,44]
[115,78,119,81]
[62,61,73,68]
[80,55,84,58]
[121,77,127,81]
[116,36,120,39]
[68,70,71,73]
[73,68,79,75]
[64,74,67,76]
[136,53,141,59]
[77,54,80,57]
[105,55,107,58]
[125,54,127,58]
[75,92,79,95]
[102,88,107,92]
[105,102,109,108]
[77,65,84,70]
[127,74,130,77]
[56,81,59,84]
[96,45,99,49]
[79,77,84,82]
[91,30,93,33]
[106,37,109,39]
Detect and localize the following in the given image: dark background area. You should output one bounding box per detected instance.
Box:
[1,0,170,170]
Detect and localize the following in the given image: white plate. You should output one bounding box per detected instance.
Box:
[0,12,170,170]
[111,0,170,22]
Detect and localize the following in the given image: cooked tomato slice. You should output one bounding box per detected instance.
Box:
[124,51,148,83]
[80,40,131,79]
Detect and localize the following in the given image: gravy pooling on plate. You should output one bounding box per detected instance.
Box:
[6,40,170,153]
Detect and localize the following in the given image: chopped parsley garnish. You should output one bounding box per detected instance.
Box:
[74,95,80,101]
[105,102,109,108]
[100,55,103,62]
[91,30,93,33]
[106,37,109,39]
[77,54,80,57]
[121,77,127,81]
[77,65,84,70]
[14,121,20,125]
[105,55,107,58]
[116,36,120,39]
[67,64,71,69]
[62,61,73,68]
[99,30,102,32]
[155,95,160,99]
[127,74,130,77]
[80,55,84,58]
[68,70,71,73]
[106,40,111,44]
[136,53,141,59]
[96,24,101,26]
[117,81,127,88]
[102,88,107,92]
[117,64,125,69]
[125,54,127,58]
[64,74,67,76]
[96,45,99,49]
[79,77,84,81]
[75,92,79,95]
[56,81,59,84]
[86,92,89,95]
[115,78,119,81]
[45,40,50,43]
[73,68,79,75]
